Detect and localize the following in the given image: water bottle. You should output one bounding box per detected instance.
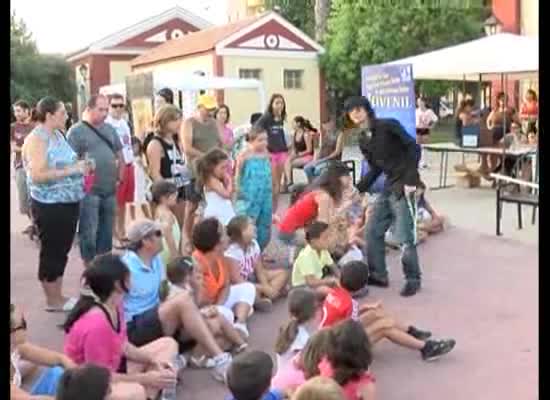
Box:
[160,355,183,400]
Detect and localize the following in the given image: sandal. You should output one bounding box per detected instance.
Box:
[45,297,78,313]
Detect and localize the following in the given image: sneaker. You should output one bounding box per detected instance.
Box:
[254,298,273,313]
[367,275,389,288]
[400,281,421,297]
[421,339,456,361]
[189,355,216,369]
[211,352,232,382]
[407,326,432,341]
[234,322,249,339]
[177,354,188,370]
[233,342,248,354]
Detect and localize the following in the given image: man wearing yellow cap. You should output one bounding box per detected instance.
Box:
[180,94,223,252]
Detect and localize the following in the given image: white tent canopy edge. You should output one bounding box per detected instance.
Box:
[100,72,267,110]
[385,33,538,81]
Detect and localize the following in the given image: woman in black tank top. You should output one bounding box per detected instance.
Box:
[284,116,315,190]
[146,105,187,227]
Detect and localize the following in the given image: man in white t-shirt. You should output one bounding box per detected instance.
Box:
[415,97,438,169]
[105,93,134,243]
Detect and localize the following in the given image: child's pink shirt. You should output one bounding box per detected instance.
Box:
[271,353,306,391]
[64,307,127,372]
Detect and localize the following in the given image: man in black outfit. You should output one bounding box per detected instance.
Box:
[346,96,423,297]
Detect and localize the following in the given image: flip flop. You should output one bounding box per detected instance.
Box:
[45,297,78,313]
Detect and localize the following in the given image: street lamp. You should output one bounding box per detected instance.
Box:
[484,14,503,36]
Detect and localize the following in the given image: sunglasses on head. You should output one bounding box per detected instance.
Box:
[110,104,125,109]
[11,316,27,333]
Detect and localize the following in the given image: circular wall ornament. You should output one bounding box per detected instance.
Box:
[264,34,280,49]
[171,29,185,39]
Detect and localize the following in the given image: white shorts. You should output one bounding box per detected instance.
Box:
[215,282,256,323]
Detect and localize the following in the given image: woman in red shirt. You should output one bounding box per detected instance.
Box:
[277,162,353,263]
[520,89,538,133]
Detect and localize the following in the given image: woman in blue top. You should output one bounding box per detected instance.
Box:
[22,97,88,312]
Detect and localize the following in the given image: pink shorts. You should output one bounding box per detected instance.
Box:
[270,151,289,167]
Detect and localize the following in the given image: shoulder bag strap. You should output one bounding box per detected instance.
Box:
[82,121,116,155]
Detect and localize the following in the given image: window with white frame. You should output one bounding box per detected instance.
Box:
[283,69,304,89]
[239,68,262,80]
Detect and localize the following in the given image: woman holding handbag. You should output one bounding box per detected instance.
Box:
[22,97,89,312]
[146,105,189,230]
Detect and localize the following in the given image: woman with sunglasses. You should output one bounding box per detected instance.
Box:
[63,254,179,400]
[11,303,75,398]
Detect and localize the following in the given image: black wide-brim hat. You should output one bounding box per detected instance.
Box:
[344,96,373,113]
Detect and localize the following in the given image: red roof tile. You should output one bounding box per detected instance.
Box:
[131,15,261,68]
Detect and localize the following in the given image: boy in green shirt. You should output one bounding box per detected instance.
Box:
[291,222,339,298]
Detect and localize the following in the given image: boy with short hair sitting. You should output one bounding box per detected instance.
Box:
[226,350,285,400]
[291,222,339,299]
[321,261,456,361]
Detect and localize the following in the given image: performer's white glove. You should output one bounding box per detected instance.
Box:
[404,185,417,195]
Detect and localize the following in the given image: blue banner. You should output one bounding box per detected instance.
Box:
[361,63,416,138]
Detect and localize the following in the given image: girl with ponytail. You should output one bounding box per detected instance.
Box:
[274,288,318,367]
[195,148,235,226]
[63,254,179,400]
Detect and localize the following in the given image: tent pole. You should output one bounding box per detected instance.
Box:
[478,74,482,109]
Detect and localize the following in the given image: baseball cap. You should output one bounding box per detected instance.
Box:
[197,94,217,111]
[127,220,162,243]
[344,96,373,113]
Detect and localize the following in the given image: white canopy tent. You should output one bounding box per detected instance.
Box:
[100,72,266,110]
[385,33,539,187]
[386,33,538,81]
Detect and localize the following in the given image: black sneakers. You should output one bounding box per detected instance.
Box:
[407,326,432,341]
[400,281,421,297]
[421,339,456,361]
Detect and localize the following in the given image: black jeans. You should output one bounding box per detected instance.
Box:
[365,191,421,284]
[31,199,79,282]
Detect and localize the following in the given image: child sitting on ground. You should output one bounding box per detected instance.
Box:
[320,261,456,361]
[291,377,345,400]
[417,193,446,235]
[319,320,376,400]
[328,186,366,266]
[164,256,247,367]
[56,364,111,400]
[271,327,333,393]
[292,222,339,299]
[227,350,287,400]
[151,180,181,265]
[275,288,319,369]
[226,215,289,311]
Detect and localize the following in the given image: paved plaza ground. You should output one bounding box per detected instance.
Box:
[10,150,538,400]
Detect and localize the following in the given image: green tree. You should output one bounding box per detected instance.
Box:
[321,0,489,105]
[11,12,75,104]
[265,0,316,38]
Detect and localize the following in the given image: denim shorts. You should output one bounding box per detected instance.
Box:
[277,229,297,246]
